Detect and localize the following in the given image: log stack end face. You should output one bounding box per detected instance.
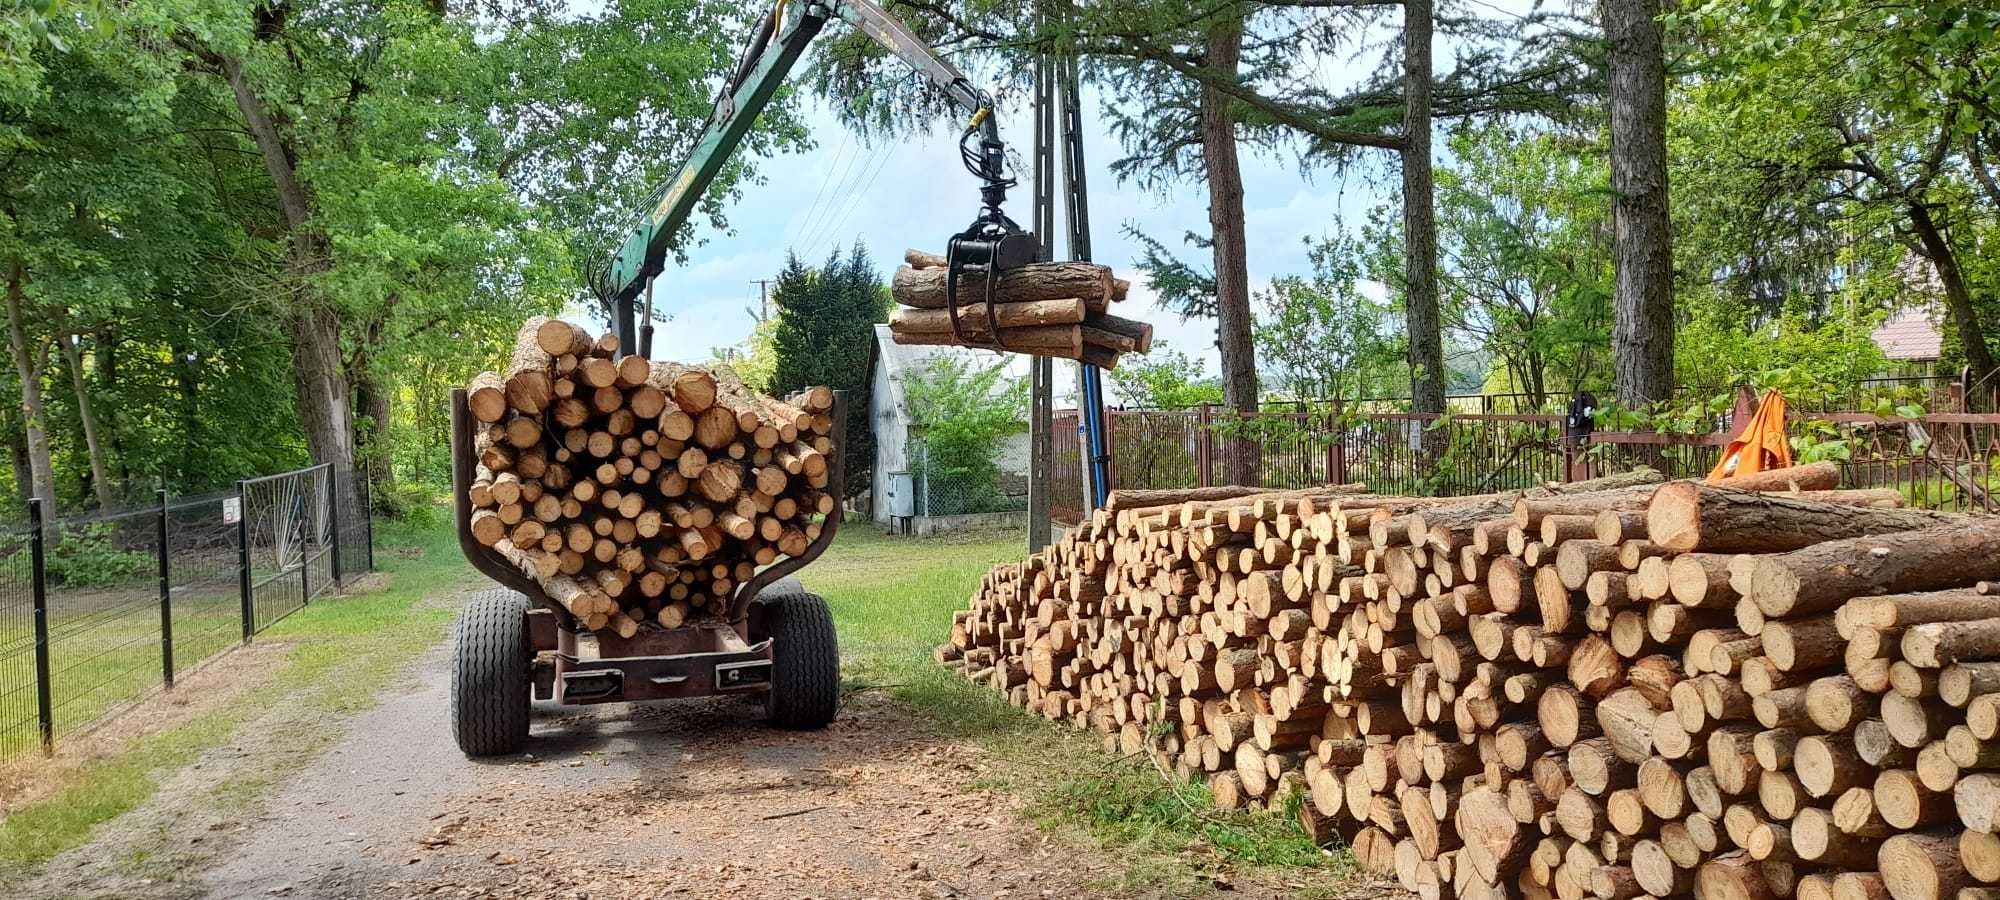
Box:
[462,319,836,635]
[938,468,2000,899]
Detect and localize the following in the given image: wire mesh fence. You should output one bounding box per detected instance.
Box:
[907,442,1029,518]
[167,491,249,684]
[0,466,376,758]
[0,518,40,758]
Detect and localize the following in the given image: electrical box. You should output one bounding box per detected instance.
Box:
[883,471,914,518]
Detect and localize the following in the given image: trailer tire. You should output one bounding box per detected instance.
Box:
[765,592,839,730]
[452,589,531,756]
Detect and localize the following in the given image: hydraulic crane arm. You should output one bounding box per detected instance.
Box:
[599,0,1024,350]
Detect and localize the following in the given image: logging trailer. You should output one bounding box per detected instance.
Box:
[447,0,1108,756]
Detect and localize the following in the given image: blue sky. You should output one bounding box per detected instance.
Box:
[587,84,1395,378]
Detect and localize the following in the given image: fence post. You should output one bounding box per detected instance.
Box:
[300,469,316,606]
[362,473,375,571]
[1326,407,1343,486]
[238,480,253,641]
[328,469,344,588]
[30,498,52,753]
[158,488,174,689]
[1102,411,1117,492]
[1197,403,1213,488]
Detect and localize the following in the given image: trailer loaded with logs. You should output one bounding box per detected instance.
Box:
[939,464,2000,900]
[448,317,845,756]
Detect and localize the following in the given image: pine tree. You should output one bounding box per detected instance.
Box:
[769,243,886,499]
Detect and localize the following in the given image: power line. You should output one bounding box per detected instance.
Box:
[785,131,856,249]
[804,146,896,259]
[791,134,869,255]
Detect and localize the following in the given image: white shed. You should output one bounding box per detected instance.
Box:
[867,324,1032,534]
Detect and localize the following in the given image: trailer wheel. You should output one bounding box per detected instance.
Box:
[765,592,839,730]
[452,589,531,756]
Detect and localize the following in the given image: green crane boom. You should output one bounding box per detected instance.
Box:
[598,0,1035,351]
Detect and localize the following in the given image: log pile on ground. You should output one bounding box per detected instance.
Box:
[462,317,836,636]
[938,464,2000,899]
[887,248,1152,368]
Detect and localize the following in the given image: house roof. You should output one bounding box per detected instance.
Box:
[1872,307,1943,361]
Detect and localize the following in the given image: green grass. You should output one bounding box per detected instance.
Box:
[0,579,245,759]
[0,513,1348,892]
[813,525,1348,895]
[0,507,470,875]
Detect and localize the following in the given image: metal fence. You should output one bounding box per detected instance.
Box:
[1051,399,2000,524]
[0,465,375,758]
[907,441,1029,518]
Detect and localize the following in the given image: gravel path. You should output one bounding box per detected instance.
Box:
[20,603,1407,900]
[186,643,1111,900]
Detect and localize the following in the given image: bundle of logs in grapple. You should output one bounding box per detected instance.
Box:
[462,317,837,637]
[938,461,2000,900]
[886,249,1153,368]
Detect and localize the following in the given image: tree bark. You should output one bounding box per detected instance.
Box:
[1199,12,1261,487]
[1904,195,1997,399]
[1645,482,1963,553]
[5,259,55,510]
[216,51,358,489]
[353,361,395,511]
[888,264,1114,311]
[1402,0,1446,420]
[59,334,115,510]
[1605,0,1675,408]
[4,406,30,504]
[1750,519,2000,617]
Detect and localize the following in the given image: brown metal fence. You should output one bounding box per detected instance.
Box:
[1051,400,2000,524]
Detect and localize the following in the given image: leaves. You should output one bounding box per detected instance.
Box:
[768,243,887,498]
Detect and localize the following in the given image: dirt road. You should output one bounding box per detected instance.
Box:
[21,595,1404,900]
[31,643,1119,899]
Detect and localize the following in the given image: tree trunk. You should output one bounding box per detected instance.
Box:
[60,334,116,510]
[1200,12,1261,487]
[169,330,202,488]
[5,260,55,510]
[1606,0,1676,408]
[94,327,130,488]
[4,408,29,504]
[1904,196,1997,401]
[350,312,397,514]
[217,52,359,488]
[1402,0,1446,422]
[353,361,395,512]
[1645,482,1963,553]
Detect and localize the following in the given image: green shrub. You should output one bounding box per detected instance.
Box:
[902,355,1027,515]
[45,524,152,587]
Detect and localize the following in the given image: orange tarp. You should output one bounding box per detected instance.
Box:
[1708,389,1792,482]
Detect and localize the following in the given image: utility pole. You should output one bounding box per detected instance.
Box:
[749,279,774,321]
[1027,25,1056,554]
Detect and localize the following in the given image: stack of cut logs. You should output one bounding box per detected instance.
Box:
[462,317,837,636]
[887,249,1153,368]
[938,461,2000,900]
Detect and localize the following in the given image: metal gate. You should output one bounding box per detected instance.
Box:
[238,464,337,634]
